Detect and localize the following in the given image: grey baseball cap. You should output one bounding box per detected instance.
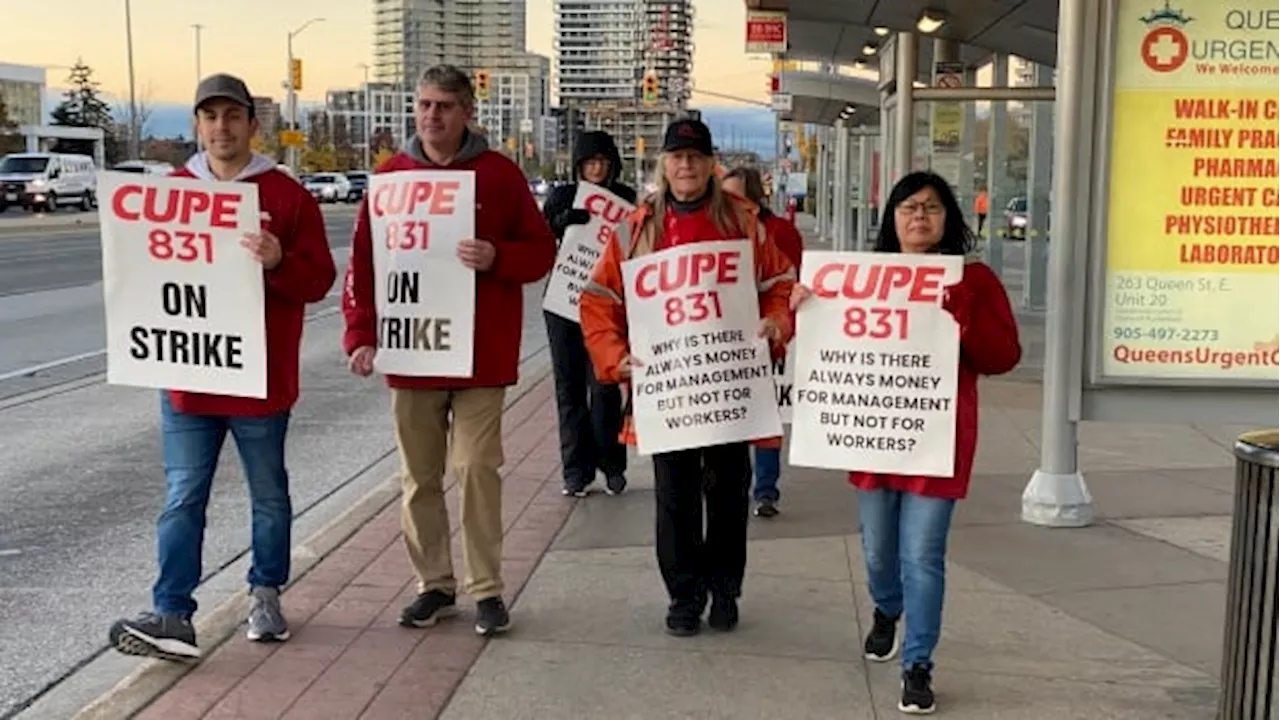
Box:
[194,73,253,112]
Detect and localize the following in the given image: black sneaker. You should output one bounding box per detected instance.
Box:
[108,612,200,661]
[398,589,458,628]
[475,596,511,636]
[864,607,900,661]
[664,606,701,637]
[899,664,936,714]
[605,474,627,495]
[707,595,739,632]
[561,477,588,498]
[753,500,779,518]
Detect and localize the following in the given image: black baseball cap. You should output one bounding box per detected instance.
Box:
[662,118,713,156]
[194,73,254,113]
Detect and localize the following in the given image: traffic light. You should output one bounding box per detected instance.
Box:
[289,58,303,91]
[642,72,659,106]
[475,70,491,101]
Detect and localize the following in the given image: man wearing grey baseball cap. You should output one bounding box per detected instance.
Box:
[107,72,336,662]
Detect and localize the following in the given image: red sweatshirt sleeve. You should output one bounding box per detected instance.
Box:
[770,216,805,269]
[949,261,1022,375]
[754,222,797,359]
[341,198,378,355]
[266,191,336,304]
[489,160,557,284]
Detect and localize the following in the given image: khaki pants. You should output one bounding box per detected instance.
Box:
[391,387,506,600]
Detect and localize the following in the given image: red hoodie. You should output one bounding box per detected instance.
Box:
[848,259,1022,500]
[342,133,557,389]
[167,154,338,417]
[762,212,804,269]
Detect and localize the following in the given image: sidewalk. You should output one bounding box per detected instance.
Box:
[78,379,1241,719]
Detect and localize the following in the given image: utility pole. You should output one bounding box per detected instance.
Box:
[357,63,371,169]
[124,0,139,160]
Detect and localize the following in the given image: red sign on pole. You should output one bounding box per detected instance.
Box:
[745,11,787,54]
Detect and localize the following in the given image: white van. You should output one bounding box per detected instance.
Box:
[0,152,98,212]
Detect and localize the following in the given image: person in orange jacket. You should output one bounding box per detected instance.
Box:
[579,119,796,637]
[721,166,803,519]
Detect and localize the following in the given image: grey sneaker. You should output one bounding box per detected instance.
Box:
[246,586,290,642]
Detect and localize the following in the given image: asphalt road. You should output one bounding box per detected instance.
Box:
[0,213,552,718]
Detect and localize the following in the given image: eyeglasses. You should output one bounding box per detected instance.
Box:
[896,201,945,216]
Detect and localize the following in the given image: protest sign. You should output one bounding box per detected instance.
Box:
[622,239,782,455]
[368,171,476,377]
[773,342,795,425]
[788,251,964,477]
[99,171,266,398]
[543,182,633,322]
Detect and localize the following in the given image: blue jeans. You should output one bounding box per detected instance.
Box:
[153,392,292,617]
[751,446,781,503]
[856,487,956,669]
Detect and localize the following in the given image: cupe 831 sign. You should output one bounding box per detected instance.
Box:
[788,251,963,477]
[99,171,267,398]
[622,239,782,456]
[542,182,633,322]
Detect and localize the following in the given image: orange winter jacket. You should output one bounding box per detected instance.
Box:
[579,193,797,447]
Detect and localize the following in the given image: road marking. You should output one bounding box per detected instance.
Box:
[0,306,341,384]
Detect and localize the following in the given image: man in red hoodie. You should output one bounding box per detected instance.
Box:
[343,65,556,637]
[107,73,336,661]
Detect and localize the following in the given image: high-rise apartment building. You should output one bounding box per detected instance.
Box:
[373,0,529,86]
[554,0,695,184]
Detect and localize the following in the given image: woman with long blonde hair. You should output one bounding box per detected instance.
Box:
[579,119,796,636]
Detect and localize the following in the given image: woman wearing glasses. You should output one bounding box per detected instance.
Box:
[791,172,1022,714]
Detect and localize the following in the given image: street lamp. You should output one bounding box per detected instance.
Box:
[192,23,205,151]
[124,0,139,159]
[286,16,325,172]
[357,62,371,170]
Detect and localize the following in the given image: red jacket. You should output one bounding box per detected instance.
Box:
[763,213,804,269]
[849,259,1021,499]
[342,134,557,389]
[167,157,337,417]
[580,194,797,446]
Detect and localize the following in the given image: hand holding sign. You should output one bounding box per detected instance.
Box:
[456,238,496,271]
[240,229,283,269]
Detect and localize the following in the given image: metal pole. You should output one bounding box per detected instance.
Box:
[193,24,204,152]
[1022,0,1093,527]
[913,86,1055,102]
[124,0,139,160]
[893,32,917,179]
[287,32,297,172]
[361,64,371,170]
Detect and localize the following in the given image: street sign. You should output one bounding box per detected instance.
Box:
[519,118,534,134]
[745,10,787,54]
[771,93,793,112]
[934,61,964,88]
[279,130,305,148]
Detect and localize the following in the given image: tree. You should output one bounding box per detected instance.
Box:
[0,92,21,155]
[113,82,155,143]
[372,147,395,168]
[50,59,115,160]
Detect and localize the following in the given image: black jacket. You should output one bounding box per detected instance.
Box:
[542,130,638,241]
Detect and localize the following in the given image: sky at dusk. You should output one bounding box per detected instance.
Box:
[4,0,773,107]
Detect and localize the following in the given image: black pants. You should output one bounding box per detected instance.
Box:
[652,443,752,610]
[545,311,626,484]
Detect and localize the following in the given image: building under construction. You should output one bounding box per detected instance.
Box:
[554,0,696,184]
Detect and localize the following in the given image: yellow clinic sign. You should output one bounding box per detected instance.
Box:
[1102,0,1279,382]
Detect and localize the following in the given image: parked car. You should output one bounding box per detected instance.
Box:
[0,152,97,213]
[1001,195,1052,241]
[303,172,351,203]
[345,171,369,201]
[111,160,175,176]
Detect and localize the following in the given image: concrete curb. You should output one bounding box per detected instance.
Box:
[65,348,553,720]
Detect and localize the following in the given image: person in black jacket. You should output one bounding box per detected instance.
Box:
[542,130,638,497]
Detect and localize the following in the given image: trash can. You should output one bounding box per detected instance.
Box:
[1217,429,1278,720]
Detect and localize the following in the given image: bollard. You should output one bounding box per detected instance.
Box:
[1217,429,1278,720]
